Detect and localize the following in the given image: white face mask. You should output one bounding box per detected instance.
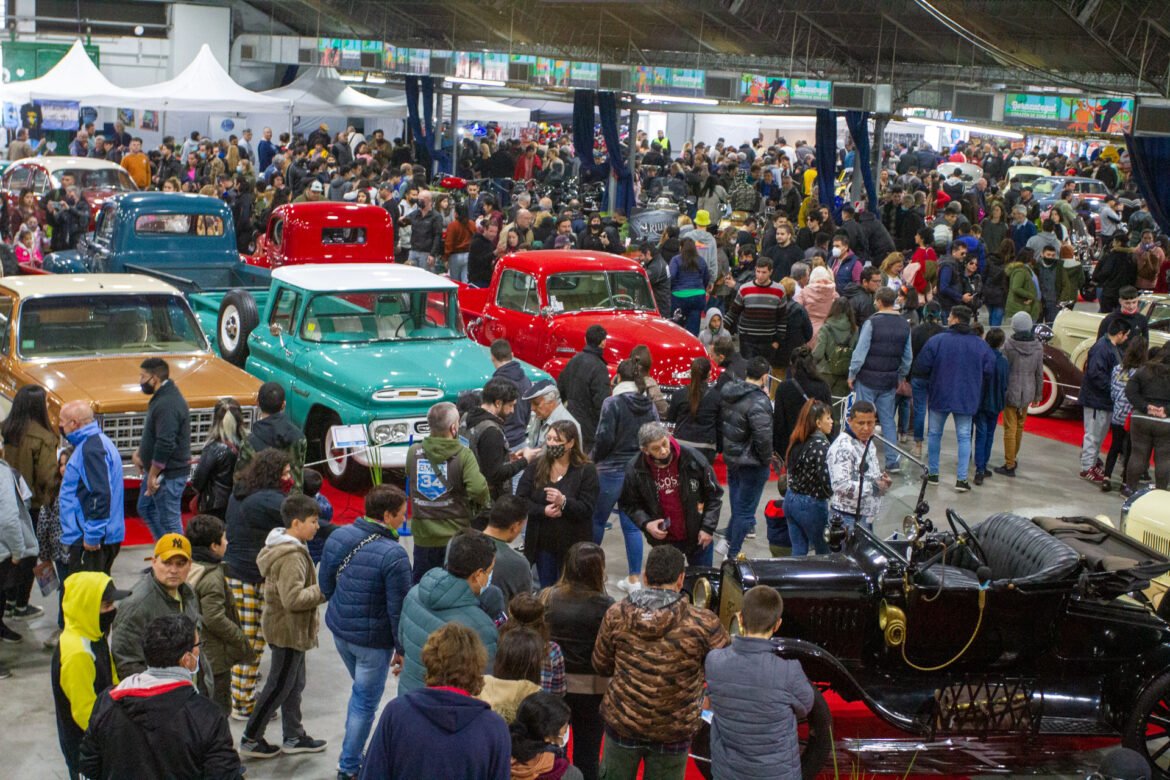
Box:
[831,246,843,258]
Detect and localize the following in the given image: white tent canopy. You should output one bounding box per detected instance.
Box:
[0,40,151,108]
[135,44,290,113]
[263,67,397,117]
[381,93,530,124]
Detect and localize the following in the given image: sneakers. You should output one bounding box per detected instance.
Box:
[886,464,901,475]
[239,737,281,759]
[912,442,923,457]
[746,529,756,539]
[1100,478,1112,493]
[9,605,43,619]
[1121,485,1135,500]
[1080,466,1104,484]
[282,735,327,754]
[993,465,1016,477]
[0,624,22,643]
[615,578,642,595]
[43,628,61,650]
[955,480,971,493]
[973,472,984,486]
[927,473,940,486]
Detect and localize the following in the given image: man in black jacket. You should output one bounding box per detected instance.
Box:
[152,142,183,188]
[489,339,533,450]
[719,357,774,559]
[1096,285,1149,348]
[134,358,190,541]
[463,378,539,499]
[711,335,747,390]
[46,186,91,252]
[407,191,445,271]
[236,382,308,492]
[636,242,672,318]
[857,205,897,263]
[621,422,722,566]
[764,222,803,281]
[81,615,242,780]
[556,324,610,452]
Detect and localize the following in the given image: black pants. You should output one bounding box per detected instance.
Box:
[2,555,35,609]
[565,692,604,780]
[1127,417,1170,490]
[1104,423,1131,479]
[244,644,306,743]
[66,542,121,577]
[412,544,447,585]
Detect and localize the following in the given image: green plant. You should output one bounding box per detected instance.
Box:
[365,442,383,485]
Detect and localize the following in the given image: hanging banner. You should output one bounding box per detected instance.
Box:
[568,62,599,89]
[631,66,670,93]
[37,100,80,130]
[740,74,789,106]
[668,68,705,96]
[1003,93,1133,133]
[788,79,832,107]
[455,52,483,79]
[382,45,396,72]
[534,58,569,87]
[483,53,508,82]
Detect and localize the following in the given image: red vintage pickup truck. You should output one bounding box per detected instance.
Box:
[459,250,710,392]
[245,201,395,268]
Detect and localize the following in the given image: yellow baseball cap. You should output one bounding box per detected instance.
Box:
[694,209,711,226]
[154,533,191,562]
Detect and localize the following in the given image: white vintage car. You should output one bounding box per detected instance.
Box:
[1121,489,1170,619]
[1052,294,1170,371]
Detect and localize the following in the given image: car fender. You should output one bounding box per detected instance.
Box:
[771,637,923,734]
[1043,345,1082,404]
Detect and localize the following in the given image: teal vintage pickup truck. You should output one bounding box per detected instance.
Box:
[190,263,548,488]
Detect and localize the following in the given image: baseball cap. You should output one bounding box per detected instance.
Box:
[102,581,133,602]
[154,533,192,562]
[521,379,557,401]
[309,180,325,193]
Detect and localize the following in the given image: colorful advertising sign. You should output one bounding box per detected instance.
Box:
[669,68,705,96]
[37,100,79,130]
[569,62,600,88]
[483,53,508,82]
[382,45,396,72]
[395,48,430,75]
[534,58,569,87]
[631,65,670,93]
[455,52,483,79]
[740,74,789,105]
[509,54,537,65]
[318,38,360,68]
[788,79,832,107]
[1003,93,1133,133]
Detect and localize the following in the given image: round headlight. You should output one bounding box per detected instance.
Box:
[370,423,393,444]
[692,577,712,610]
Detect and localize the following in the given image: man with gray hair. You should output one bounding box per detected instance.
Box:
[522,380,580,449]
[618,421,722,566]
[790,262,810,295]
[406,401,490,583]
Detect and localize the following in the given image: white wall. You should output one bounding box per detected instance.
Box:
[168,4,230,79]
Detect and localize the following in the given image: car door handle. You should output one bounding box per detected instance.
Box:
[292,386,309,398]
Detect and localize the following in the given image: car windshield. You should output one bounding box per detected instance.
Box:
[18,294,206,358]
[1076,180,1108,195]
[545,271,657,313]
[301,289,461,343]
[57,168,137,192]
[1031,179,1061,195]
[857,433,931,543]
[1147,301,1170,330]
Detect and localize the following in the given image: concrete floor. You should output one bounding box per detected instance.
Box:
[1,407,1134,779]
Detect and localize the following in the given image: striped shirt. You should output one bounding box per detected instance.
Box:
[726,281,787,341]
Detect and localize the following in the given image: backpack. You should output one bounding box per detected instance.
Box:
[458,415,502,456]
[824,327,856,376]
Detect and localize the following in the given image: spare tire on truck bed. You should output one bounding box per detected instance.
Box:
[217,289,259,367]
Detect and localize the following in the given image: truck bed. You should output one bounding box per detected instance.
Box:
[122,261,271,295]
[1032,515,1167,571]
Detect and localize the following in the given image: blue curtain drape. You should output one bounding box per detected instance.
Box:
[815,108,838,219]
[1125,133,1170,235]
[572,89,607,184]
[404,76,424,146]
[844,110,877,209]
[404,76,450,173]
[597,91,635,215]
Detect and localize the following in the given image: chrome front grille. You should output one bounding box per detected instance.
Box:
[100,406,257,459]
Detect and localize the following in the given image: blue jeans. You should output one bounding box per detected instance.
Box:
[895,392,913,436]
[137,475,186,540]
[987,306,1005,326]
[911,377,930,443]
[535,550,561,588]
[726,463,770,557]
[973,409,999,473]
[834,510,871,531]
[784,489,830,556]
[333,637,393,774]
[928,410,973,481]
[671,540,714,567]
[672,293,705,335]
[854,382,899,469]
[408,249,432,269]
[446,251,469,283]
[591,467,643,577]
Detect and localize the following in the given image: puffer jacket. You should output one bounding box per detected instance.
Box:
[591,587,729,743]
[0,464,37,563]
[557,345,610,451]
[236,411,308,492]
[667,385,722,452]
[320,517,411,651]
[915,325,996,416]
[223,485,285,584]
[591,384,658,469]
[705,635,814,780]
[719,381,773,469]
[1,420,59,513]
[189,439,238,518]
[257,529,324,651]
[793,279,837,342]
[1080,336,1120,411]
[1003,332,1044,409]
[187,548,253,676]
[398,567,498,695]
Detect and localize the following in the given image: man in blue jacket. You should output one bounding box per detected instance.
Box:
[1079,320,1130,484]
[916,306,995,492]
[320,484,412,780]
[397,528,498,695]
[936,241,971,317]
[59,400,125,578]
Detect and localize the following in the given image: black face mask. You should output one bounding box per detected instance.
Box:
[140,380,156,396]
[651,454,672,467]
[546,443,566,459]
[99,608,116,634]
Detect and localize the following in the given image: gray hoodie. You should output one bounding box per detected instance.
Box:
[699,307,730,348]
[1003,332,1044,408]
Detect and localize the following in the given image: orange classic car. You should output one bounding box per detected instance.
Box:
[0,273,261,482]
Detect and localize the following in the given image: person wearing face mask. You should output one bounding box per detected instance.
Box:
[132,358,189,542]
[52,572,130,779]
[79,615,243,780]
[398,528,500,695]
[1097,285,1150,348]
[58,401,125,579]
[510,692,581,780]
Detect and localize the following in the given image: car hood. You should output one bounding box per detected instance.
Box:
[549,311,708,386]
[20,353,260,416]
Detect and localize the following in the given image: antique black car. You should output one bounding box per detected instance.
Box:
[688,441,1170,778]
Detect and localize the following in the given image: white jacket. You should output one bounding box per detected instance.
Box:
[826,432,884,520]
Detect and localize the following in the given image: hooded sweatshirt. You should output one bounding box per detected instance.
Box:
[794,269,838,342]
[1003,330,1045,409]
[52,572,119,768]
[236,411,308,491]
[360,687,510,779]
[699,307,730,349]
[256,527,324,651]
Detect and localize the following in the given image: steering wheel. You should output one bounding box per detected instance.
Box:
[603,293,636,309]
[946,508,989,568]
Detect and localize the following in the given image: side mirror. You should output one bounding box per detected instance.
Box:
[269,323,284,338]
[540,305,555,317]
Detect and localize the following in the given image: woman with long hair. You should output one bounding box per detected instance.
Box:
[517,420,599,587]
[773,346,833,459]
[191,398,245,519]
[1124,345,1170,494]
[497,227,524,258]
[667,357,721,464]
[1103,336,1147,491]
[981,201,1008,256]
[0,384,57,622]
[444,203,474,283]
[629,345,667,417]
[540,542,613,780]
[590,359,658,593]
[499,592,565,696]
[477,626,543,724]
[982,237,1014,327]
[669,237,711,335]
[783,400,835,556]
[10,187,43,237]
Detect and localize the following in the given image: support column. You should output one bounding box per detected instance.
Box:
[626,100,638,213]
[449,85,460,177]
[432,86,443,179]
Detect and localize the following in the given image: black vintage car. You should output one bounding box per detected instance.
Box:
[687,440,1170,778]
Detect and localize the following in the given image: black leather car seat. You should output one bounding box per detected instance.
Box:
[973,513,1081,585]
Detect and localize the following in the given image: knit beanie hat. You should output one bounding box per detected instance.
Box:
[1011,311,1033,334]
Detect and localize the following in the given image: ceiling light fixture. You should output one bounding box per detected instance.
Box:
[637,94,719,106]
[901,116,1023,139]
[445,76,506,88]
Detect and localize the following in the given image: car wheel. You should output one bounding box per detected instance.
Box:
[1028,364,1064,417]
[690,687,832,780]
[318,411,370,492]
[217,289,259,367]
[1123,670,1170,778]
